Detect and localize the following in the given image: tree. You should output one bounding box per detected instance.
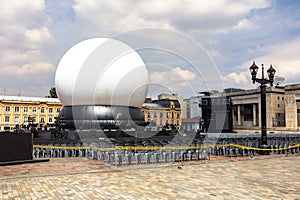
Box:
[274,76,285,87]
[46,87,58,98]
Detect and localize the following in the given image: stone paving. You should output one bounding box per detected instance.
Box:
[0,155,299,199]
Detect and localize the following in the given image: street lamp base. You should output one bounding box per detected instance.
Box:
[259,144,270,155]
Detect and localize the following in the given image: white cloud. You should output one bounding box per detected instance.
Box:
[222,71,251,88]
[0,62,55,77]
[1,0,298,98]
[233,19,254,30]
[25,27,53,44]
[149,66,196,93]
[0,0,55,96]
[73,0,271,34]
[0,0,46,24]
[222,36,300,89]
[256,37,300,84]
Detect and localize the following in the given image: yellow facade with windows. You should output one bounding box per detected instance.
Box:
[0,96,62,131]
[140,101,182,129]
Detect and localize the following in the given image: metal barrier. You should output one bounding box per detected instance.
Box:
[33,138,300,166]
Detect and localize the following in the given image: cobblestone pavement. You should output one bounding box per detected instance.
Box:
[0,155,299,199]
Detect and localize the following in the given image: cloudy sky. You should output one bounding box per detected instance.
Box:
[0,0,299,98]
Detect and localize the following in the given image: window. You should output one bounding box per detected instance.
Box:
[56,108,60,113]
[166,112,169,118]
[49,117,53,123]
[278,104,280,108]
[154,112,157,118]
[14,116,19,124]
[14,106,20,113]
[160,112,163,118]
[170,101,175,108]
[49,108,53,114]
[5,116,10,123]
[5,106,10,113]
[24,117,28,123]
[32,117,36,123]
[243,104,253,121]
[41,107,45,114]
[32,107,37,114]
[24,107,28,114]
[171,112,174,118]
[40,118,45,123]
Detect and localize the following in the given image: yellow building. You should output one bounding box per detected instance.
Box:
[0,95,62,131]
[140,98,182,129]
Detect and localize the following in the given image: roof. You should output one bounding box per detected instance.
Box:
[0,95,61,103]
[141,102,163,109]
[152,99,181,108]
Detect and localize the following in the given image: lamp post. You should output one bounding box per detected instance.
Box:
[249,61,276,147]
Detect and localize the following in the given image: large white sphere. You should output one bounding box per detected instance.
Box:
[55,38,149,107]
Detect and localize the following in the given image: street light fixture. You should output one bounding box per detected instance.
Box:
[249,61,276,148]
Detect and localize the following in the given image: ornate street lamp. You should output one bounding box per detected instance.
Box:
[249,61,276,148]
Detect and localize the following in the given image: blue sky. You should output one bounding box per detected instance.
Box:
[0,0,299,98]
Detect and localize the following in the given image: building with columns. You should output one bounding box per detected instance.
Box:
[227,84,300,132]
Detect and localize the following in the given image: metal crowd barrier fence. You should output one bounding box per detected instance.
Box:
[32,143,300,166]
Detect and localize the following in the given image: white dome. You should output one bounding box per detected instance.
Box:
[55,38,149,107]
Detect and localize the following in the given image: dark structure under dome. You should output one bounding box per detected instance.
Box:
[57,105,148,130]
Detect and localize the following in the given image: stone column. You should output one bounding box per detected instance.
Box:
[253,104,256,126]
[285,94,297,128]
[237,105,241,126]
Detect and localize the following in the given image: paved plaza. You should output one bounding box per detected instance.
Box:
[0,155,299,199]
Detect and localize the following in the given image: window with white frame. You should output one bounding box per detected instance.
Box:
[49,117,53,123]
[56,108,60,113]
[5,106,10,113]
[24,117,28,123]
[49,108,53,114]
[41,107,45,114]
[5,116,10,123]
[14,116,19,124]
[40,118,45,123]
[24,107,28,114]
[14,106,20,113]
[32,107,37,114]
[32,117,36,123]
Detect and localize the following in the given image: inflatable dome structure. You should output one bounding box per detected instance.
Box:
[55,38,149,130]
